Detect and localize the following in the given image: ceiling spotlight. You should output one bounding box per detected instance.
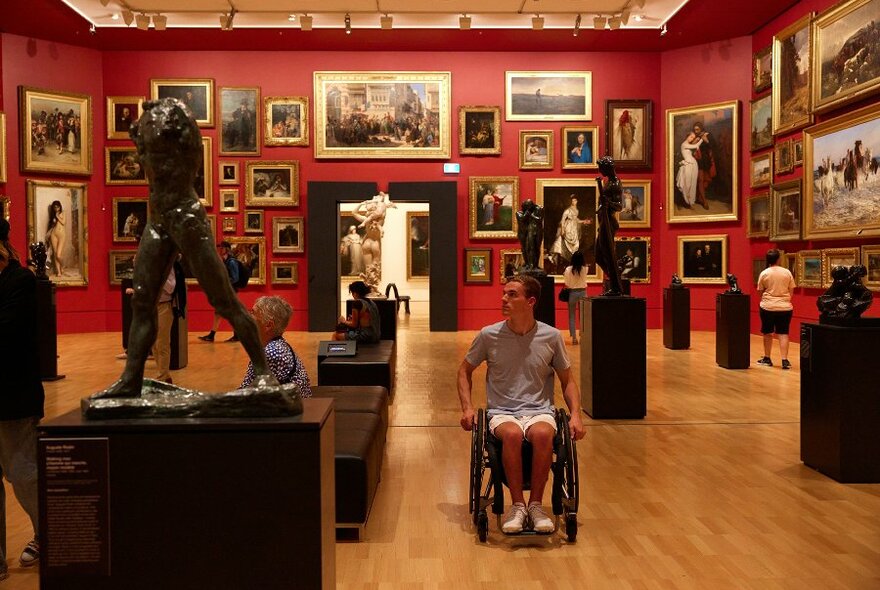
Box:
[111,13,119,20]
[380,14,393,30]
[608,16,622,29]
[300,14,313,30]
[531,15,544,30]
[152,14,167,31]
[220,8,236,31]
[660,23,668,36]
[634,14,643,22]
[593,15,607,30]
[459,14,471,30]
[89,23,96,34]
[573,14,581,36]
[344,13,351,34]
[135,13,150,30]
[288,14,296,22]
[122,9,134,26]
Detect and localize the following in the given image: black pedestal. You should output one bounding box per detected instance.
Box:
[581,297,646,419]
[715,293,750,369]
[170,314,188,370]
[800,321,880,483]
[534,274,555,327]
[35,279,64,381]
[38,400,336,590]
[346,298,397,341]
[663,287,690,350]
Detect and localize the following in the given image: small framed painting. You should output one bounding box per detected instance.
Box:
[749,95,772,152]
[769,179,802,241]
[797,249,823,288]
[468,176,519,239]
[106,96,143,140]
[227,236,266,286]
[196,137,212,208]
[499,248,524,284]
[861,244,880,291]
[459,106,501,156]
[406,211,430,280]
[271,261,299,285]
[245,161,299,207]
[264,95,309,147]
[614,236,651,283]
[464,248,492,284]
[244,210,264,234]
[750,152,772,188]
[272,216,304,254]
[112,197,149,242]
[775,138,794,174]
[505,71,592,121]
[108,250,136,285]
[105,147,146,185]
[219,188,239,213]
[605,99,652,169]
[821,247,860,288]
[561,125,599,170]
[618,180,651,229]
[753,45,772,94]
[218,160,239,185]
[19,86,92,176]
[519,130,553,170]
[222,217,236,233]
[793,138,804,167]
[746,193,770,238]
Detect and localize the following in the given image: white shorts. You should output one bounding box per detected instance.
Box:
[489,413,556,439]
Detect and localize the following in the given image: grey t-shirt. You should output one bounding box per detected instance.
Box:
[465,320,570,418]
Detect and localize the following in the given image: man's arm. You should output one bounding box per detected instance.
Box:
[457,359,478,431]
[555,366,586,440]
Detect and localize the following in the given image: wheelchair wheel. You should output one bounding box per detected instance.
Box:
[565,513,577,543]
[565,419,579,512]
[477,511,489,542]
[470,409,485,525]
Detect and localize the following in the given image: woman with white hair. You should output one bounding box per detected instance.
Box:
[239,296,311,396]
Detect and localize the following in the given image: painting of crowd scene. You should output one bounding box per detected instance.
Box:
[265,96,308,146]
[773,14,813,134]
[805,103,880,239]
[20,87,91,175]
[813,0,880,112]
[315,72,450,158]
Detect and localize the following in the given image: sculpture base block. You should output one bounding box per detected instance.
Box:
[715,293,750,369]
[663,287,690,350]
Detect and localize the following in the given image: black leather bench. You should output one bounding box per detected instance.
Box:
[317,340,396,397]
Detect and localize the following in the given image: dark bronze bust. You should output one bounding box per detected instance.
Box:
[725,273,742,294]
[817,265,873,322]
[595,157,623,296]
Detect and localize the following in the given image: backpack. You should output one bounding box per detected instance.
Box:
[232,257,251,289]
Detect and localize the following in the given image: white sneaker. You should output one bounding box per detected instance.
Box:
[528,502,554,533]
[501,502,528,533]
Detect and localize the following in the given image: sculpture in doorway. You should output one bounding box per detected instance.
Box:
[725,273,742,294]
[339,226,365,276]
[352,191,396,296]
[85,98,302,419]
[816,265,873,322]
[29,242,49,281]
[516,199,544,272]
[595,156,624,296]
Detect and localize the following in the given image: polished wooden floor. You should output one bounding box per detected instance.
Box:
[5,304,879,589]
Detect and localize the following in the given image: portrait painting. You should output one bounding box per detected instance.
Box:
[112,197,149,243]
[26,179,88,286]
[407,211,430,280]
[227,236,266,285]
[812,0,880,113]
[219,189,239,213]
[750,95,772,151]
[793,138,804,166]
[464,248,492,284]
[222,217,236,233]
[505,71,592,121]
[314,71,451,159]
[272,216,304,254]
[861,244,880,290]
[614,236,651,283]
[770,179,802,241]
[218,160,239,185]
[468,176,519,239]
[561,126,599,170]
[195,137,212,208]
[245,161,299,207]
[271,261,299,285]
[106,96,143,140]
[821,247,860,287]
[459,106,501,155]
[803,102,880,240]
[605,99,652,169]
[772,14,814,135]
[219,87,260,156]
[798,250,823,288]
[519,131,553,170]
[499,248,524,284]
[19,86,92,176]
[244,210,264,234]
[750,153,772,188]
[264,95,309,147]
[775,138,794,174]
[0,112,6,183]
[339,206,367,277]
[536,178,599,281]
[150,78,214,127]
[618,180,651,229]
[753,45,772,93]
[666,101,739,223]
[105,147,146,185]
[677,234,728,284]
[108,250,136,286]
[747,193,770,238]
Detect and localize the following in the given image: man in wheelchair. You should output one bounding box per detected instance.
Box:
[458,274,585,534]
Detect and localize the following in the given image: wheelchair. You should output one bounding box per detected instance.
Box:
[468,408,579,542]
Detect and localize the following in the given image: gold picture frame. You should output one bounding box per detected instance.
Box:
[499,248,524,284]
[244,210,264,234]
[464,248,492,284]
[459,105,501,155]
[518,130,553,170]
[677,234,728,284]
[313,71,451,159]
[219,86,260,156]
[753,45,772,94]
[26,179,88,286]
[0,112,7,183]
[222,217,236,233]
[821,247,860,287]
[106,96,143,140]
[772,13,814,135]
[111,197,149,243]
[197,137,212,208]
[19,86,92,176]
[219,189,239,213]
[618,180,651,229]
[105,146,147,185]
[750,95,772,151]
[272,216,304,254]
[218,160,239,185]
[468,176,519,239]
[797,249,823,288]
[150,78,215,127]
[205,213,217,241]
[536,178,601,282]
[770,179,802,241]
[605,99,652,169]
[561,125,599,170]
[505,71,592,121]
[264,95,309,147]
[406,211,430,280]
[774,138,794,174]
[861,244,880,290]
[108,250,136,286]
[0,195,9,221]
[615,236,651,283]
[227,236,266,286]
[271,261,299,285]
[245,161,300,207]
[747,193,771,238]
[750,152,772,189]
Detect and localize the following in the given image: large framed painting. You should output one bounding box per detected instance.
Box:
[499,248,524,284]
[770,179,802,241]
[264,95,309,147]
[406,211,430,280]
[339,209,367,277]
[753,45,772,94]
[105,147,146,185]
[804,102,880,239]
[271,261,299,286]
[775,138,794,174]
[195,137,212,208]
[821,247,860,287]
[505,71,591,121]
[108,250,136,286]
[0,113,7,183]
[19,86,92,176]
[614,236,651,283]
[861,244,880,290]
[219,87,260,156]
[812,0,880,113]
[459,106,501,155]
[464,248,492,284]
[618,180,651,229]
[112,197,148,242]
[561,125,599,170]
[245,161,299,207]
[536,178,600,282]
[519,130,553,169]
[750,95,772,151]
[106,96,143,140]
[750,152,772,188]
[798,249,823,288]
[666,101,739,223]
[227,236,266,286]
[677,234,728,284]
[150,78,214,127]
[313,71,451,159]
[468,176,519,239]
[772,14,814,135]
[747,193,770,238]
[605,99,652,169]
[26,179,88,286]
[272,216,304,254]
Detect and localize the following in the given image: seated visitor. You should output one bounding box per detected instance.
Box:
[239,295,311,397]
[334,280,381,343]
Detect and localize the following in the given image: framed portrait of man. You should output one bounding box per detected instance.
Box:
[536,178,600,282]
[677,234,728,284]
[614,236,651,283]
[218,160,239,185]
[561,126,599,170]
[150,78,214,127]
[264,95,309,147]
[106,96,143,140]
[459,106,501,155]
[219,87,260,156]
[273,216,304,254]
[605,99,652,169]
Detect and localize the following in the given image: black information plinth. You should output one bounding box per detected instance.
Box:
[36,279,64,381]
[38,399,336,590]
[169,315,188,370]
[580,297,646,419]
[715,293,750,369]
[800,321,880,483]
[346,298,397,341]
[663,287,690,350]
[534,274,555,328]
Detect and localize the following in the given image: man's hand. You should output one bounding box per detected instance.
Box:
[568,411,586,441]
[460,407,476,431]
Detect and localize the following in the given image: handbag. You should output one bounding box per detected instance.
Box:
[558,288,571,302]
